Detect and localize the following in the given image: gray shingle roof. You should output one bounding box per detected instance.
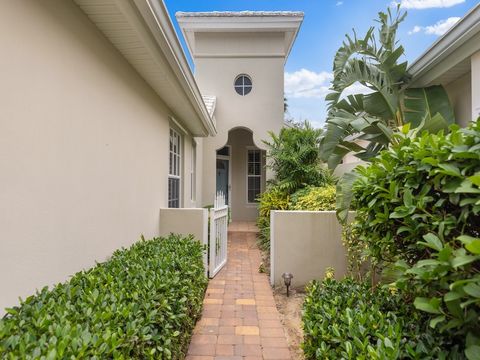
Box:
[176,11,304,18]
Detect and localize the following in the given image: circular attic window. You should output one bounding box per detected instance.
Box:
[234,74,252,96]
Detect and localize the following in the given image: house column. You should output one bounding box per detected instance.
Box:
[472,51,480,120]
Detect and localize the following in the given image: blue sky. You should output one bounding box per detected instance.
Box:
[165,0,477,127]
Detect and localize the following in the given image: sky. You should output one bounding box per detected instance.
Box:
[164,0,478,128]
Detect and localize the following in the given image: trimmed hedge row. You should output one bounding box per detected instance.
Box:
[303,277,461,359]
[0,234,207,359]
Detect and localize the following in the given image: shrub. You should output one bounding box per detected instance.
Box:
[263,122,334,194]
[350,121,480,358]
[303,277,462,359]
[256,186,290,251]
[290,185,336,211]
[0,234,207,359]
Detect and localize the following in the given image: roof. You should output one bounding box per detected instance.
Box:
[73,0,216,137]
[409,3,480,87]
[176,11,305,18]
[202,95,217,117]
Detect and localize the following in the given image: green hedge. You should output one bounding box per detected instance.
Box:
[303,277,461,359]
[350,121,480,357]
[0,234,207,359]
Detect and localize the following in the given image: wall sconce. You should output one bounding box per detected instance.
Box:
[282,272,293,297]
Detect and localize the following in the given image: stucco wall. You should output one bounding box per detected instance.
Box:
[0,0,199,311]
[472,51,480,120]
[159,208,208,275]
[445,72,472,127]
[270,211,352,288]
[194,47,284,210]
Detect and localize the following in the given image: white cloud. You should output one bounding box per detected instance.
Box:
[341,82,374,98]
[394,0,464,9]
[336,1,344,6]
[409,17,461,35]
[285,69,377,100]
[284,69,376,127]
[284,69,333,99]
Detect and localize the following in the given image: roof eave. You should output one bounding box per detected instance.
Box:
[136,0,217,136]
[74,0,216,137]
[408,3,480,86]
[175,12,304,64]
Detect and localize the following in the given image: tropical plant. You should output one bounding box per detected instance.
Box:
[264,121,335,194]
[320,6,454,169]
[349,120,480,359]
[256,186,290,250]
[0,234,207,359]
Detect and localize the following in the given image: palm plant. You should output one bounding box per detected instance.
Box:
[320,6,455,169]
[264,121,334,194]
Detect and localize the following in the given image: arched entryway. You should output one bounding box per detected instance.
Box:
[216,127,266,221]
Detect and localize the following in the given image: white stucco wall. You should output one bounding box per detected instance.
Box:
[445,72,472,127]
[0,0,200,311]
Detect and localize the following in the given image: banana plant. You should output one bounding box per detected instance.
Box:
[320,6,455,170]
[320,6,455,221]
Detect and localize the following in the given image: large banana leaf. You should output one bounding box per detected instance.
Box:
[403,85,455,130]
[336,171,359,222]
[320,108,393,168]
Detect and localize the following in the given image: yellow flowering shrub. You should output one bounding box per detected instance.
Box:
[289,185,336,211]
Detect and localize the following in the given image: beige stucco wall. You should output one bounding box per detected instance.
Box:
[0,0,200,311]
[270,211,352,288]
[445,72,472,127]
[472,51,480,120]
[192,32,285,213]
[159,208,208,275]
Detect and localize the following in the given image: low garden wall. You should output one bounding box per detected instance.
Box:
[270,210,354,287]
[159,208,209,275]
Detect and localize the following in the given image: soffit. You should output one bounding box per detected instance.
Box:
[73,0,216,137]
[176,12,304,63]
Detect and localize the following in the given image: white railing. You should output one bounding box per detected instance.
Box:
[209,191,228,278]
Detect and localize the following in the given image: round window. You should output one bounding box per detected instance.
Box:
[234,74,252,96]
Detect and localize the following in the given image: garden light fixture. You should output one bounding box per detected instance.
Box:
[282,272,293,297]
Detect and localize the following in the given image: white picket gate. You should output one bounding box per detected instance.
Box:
[209,191,229,278]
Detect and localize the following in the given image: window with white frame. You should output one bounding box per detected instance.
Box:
[168,128,181,208]
[247,149,261,203]
[191,142,196,202]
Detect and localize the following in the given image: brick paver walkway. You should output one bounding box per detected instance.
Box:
[186,223,292,360]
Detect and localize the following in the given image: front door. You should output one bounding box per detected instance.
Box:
[216,158,229,205]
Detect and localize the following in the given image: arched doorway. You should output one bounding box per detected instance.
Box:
[216,127,266,221]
